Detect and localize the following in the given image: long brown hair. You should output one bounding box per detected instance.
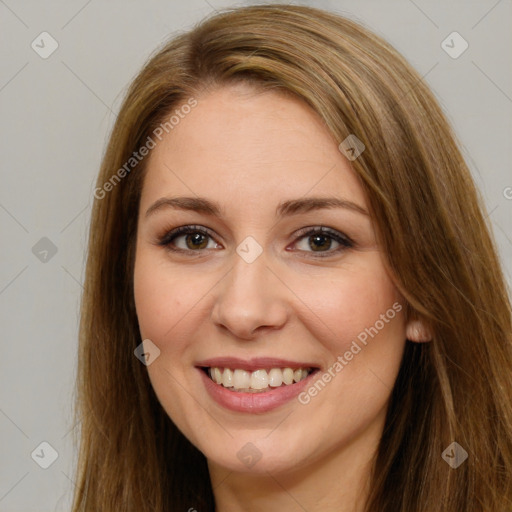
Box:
[72,4,512,511]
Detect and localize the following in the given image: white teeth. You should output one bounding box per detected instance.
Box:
[233,369,251,389]
[222,368,233,387]
[293,369,303,383]
[207,366,313,391]
[268,368,283,387]
[282,367,294,385]
[250,369,268,389]
[213,367,222,384]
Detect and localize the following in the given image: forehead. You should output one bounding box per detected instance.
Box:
[140,84,367,212]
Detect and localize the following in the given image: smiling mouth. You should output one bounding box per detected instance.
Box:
[201,366,318,393]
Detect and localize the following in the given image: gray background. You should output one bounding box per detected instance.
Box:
[0,0,511,510]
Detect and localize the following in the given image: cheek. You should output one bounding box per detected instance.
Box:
[133,247,221,367]
[133,248,190,347]
[289,258,403,354]
[133,249,202,423]
[322,271,405,401]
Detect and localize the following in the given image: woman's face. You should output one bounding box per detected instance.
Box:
[134,83,407,477]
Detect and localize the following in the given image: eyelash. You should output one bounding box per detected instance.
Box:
[156,224,354,258]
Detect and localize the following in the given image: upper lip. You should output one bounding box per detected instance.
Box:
[195,357,320,372]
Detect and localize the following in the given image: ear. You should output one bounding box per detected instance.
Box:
[406,319,433,343]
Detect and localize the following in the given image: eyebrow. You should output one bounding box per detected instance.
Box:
[145,195,369,219]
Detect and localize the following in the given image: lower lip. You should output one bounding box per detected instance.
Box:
[198,368,318,413]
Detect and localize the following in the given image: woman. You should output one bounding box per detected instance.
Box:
[72,4,512,511]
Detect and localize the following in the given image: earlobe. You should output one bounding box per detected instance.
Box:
[406,319,433,343]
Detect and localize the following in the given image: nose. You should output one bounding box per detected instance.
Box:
[210,250,289,340]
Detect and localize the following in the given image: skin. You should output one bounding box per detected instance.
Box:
[133,83,427,512]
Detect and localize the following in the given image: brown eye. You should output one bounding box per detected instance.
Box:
[308,233,335,252]
[158,226,219,252]
[183,232,209,250]
[293,227,353,257]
